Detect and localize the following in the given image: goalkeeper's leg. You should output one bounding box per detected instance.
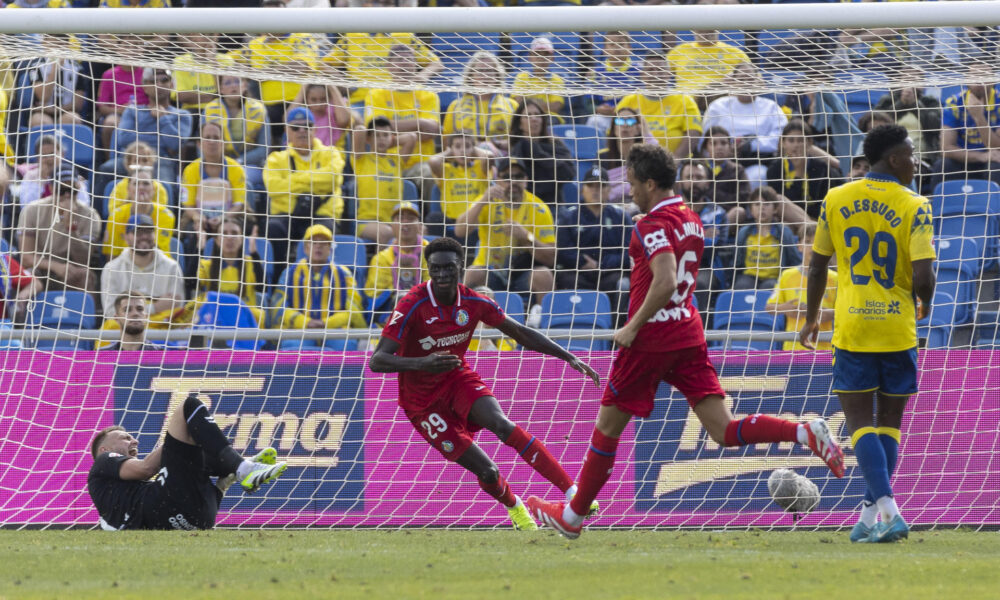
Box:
[173,394,286,493]
[695,395,846,478]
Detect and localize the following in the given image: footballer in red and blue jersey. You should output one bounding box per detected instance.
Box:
[371,237,600,530]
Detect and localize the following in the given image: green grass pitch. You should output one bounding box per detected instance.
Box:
[0,529,996,599]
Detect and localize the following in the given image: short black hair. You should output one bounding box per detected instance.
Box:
[782,118,816,138]
[863,124,910,165]
[626,143,677,190]
[369,115,392,130]
[424,236,464,265]
[748,185,779,204]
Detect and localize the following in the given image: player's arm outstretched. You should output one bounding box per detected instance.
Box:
[614,252,677,348]
[495,317,601,386]
[369,338,463,374]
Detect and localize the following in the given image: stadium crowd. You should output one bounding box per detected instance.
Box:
[0,0,997,350]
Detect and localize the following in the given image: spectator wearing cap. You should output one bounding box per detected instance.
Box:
[616,54,702,158]
[350,115,417,245]
[666,29,750,94]
[427,130,494,236]
[509,99,576,207]
[364,201,429,324]
[364,43,443,202]
[101,212,185,322]
[454,158,556,315]
[241,1,321,134]
[18,135,91,208]
[555,166,632,299]
[263,105,346,265]
[271,224,366,350]
[102,66,193,190]
[512,37,566,116]
[104,169,177,259]
[17,166,102,296]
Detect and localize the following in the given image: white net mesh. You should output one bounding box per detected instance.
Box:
[0,5,998,530]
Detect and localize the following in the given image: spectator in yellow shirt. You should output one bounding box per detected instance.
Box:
[442,51,518,154]
[454,158,555,310]
[616,54,702,158]
[180,120,247,263]
[350,116,417,244]
[364,43,442,199]
[105,170,177,259]
[105,142,169,216]
[365,201,429,323]
[202,74,271,194]
[263,106,345,264]
[765,223,837,351]
[324,31,442,105]
[196,213,266,325]
[512,37,566,116]
[427,130,494,234]
[666,30,750,94]
[242,3,320,132]
[172,33,232,112]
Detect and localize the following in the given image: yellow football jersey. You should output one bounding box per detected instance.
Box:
[615,94,702,154]
[351,149,403,223]
[767,266,838,351]
[666,42,750,93]
[813,173,936,352]
[471,191,555,269]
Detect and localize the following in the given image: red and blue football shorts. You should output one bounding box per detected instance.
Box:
[400,369,494,461]
[601,343,726,417]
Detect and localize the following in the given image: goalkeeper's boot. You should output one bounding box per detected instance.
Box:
[850,521,875,543]
[805,418,846,478]
[252,447,278,465]
[217,448,278,493]
[870,515,909,543]
[240,461,288,493]
[526,496,582,540]
[565,485,600,520]
[507,497,539,531]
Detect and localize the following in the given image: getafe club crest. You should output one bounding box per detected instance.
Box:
[455,309,470,326]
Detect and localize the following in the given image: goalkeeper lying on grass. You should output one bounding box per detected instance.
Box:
[87,393,287,530]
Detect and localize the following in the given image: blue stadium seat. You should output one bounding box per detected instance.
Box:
[710,290,777,350]
[0,320,23,350]
[492,290,526,325]
[917,290,957,349]
[972,310,1000,348]
[933,238,978,325]
[431,32,502,80]
[23,124,96,171]
[539,290,613,351]
[202,237,277,285]
[552,124,601,178]
[194,291,263,350]
[932,179,1000,267]
[168,235,185,274]
[561,181,579,205]
[402,179,419,202]
[27,291,97,350]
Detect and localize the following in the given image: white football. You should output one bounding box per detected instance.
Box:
[768,468,820,514]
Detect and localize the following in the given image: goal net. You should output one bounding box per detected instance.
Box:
[0,4,998,530]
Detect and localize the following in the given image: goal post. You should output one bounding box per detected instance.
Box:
[0,4,998,530]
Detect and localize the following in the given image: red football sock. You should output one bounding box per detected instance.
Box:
[505,426,574,493]
[569,428,619,517]
[479,473,517,508]
[723,414,799,447]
